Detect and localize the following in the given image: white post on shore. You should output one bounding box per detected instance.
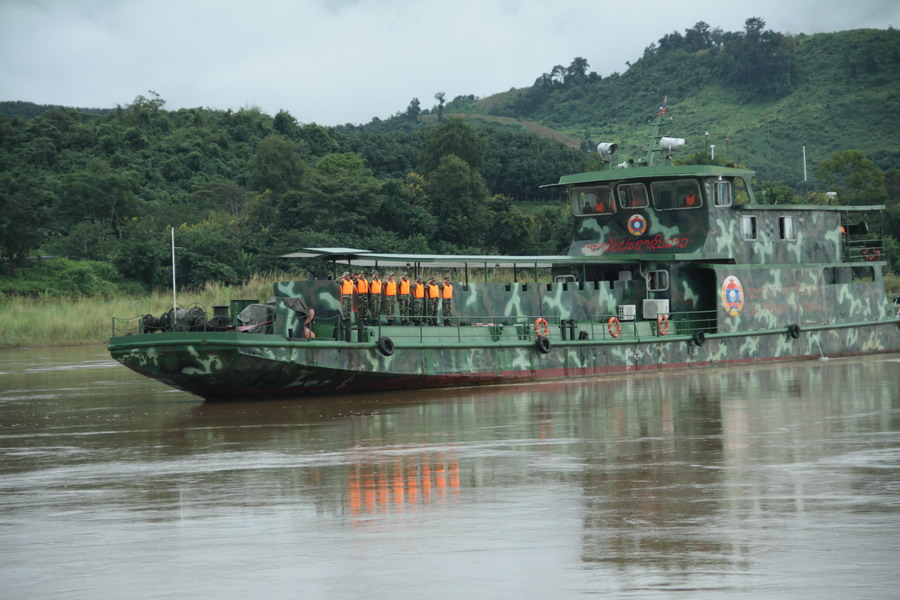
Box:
[171,227,177,318]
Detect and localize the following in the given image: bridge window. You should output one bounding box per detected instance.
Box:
[571,186,615,216]
[779,216,796,240]
[647,270,669,292]
[715,181,732,207]
[741,215,757,241]
[617,183,649,209]
[651,179,702,210]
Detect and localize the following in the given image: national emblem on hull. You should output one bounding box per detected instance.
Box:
[627,214,647,236]
[721,275,744,317]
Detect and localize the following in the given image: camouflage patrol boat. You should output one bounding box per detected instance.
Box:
[109,104,900,400]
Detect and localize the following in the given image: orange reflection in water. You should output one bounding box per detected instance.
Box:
[348,455,460,517]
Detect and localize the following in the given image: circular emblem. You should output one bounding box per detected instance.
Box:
[627,214,647,236]
[721,275,744,317]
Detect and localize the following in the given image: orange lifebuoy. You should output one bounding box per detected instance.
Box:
[657,313,669,336]
[533,317,549,337]
[607,316,621,339]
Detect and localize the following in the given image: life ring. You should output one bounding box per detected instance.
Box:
[692,331,706,346]
[533,317,550,337]
[657,314,670,336]
[535,335,552,354]
[376,336,395,356]
[607,316,621,339]
[788,324,801,339]
[861,246,881,261]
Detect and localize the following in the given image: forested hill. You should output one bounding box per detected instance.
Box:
[444,23,900,183]
[1,21,898,296]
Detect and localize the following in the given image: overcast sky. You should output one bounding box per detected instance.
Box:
[2,0,898,125]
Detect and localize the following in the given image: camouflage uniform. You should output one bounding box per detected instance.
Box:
[338,273,353,324]
[411,278,425,326]
[399,275,411,326]
[384,274,397,324]
[355,273,369,325]
[427,278,440,326]
[440,278,453,325]
[369,273,383,325]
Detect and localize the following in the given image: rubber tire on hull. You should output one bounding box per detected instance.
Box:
[376,336,395,356]
[536,335,552,354]
[692,331,706,346]
[788,324,801,339]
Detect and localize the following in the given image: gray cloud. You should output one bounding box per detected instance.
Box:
[2,0,898,125]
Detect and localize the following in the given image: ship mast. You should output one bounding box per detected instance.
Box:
[643,96,683,166]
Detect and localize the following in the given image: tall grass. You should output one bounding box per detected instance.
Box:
[0,273,283,349]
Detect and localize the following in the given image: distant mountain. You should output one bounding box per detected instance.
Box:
[443,25,900,183]
[0,100,109,119]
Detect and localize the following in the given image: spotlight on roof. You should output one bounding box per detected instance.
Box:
[597,142,618,157]
[659,137,685,151]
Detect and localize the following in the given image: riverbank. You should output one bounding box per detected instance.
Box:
[0,275,279,349]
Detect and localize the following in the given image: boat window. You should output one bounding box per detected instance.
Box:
[734,177,751,205]
[617,183,649,209]
[650,179,702,210]
[741,215,757,241]
[779,216,796,240]
[647,270,669,292]
[715,181,732,207]
[571,186,615,216]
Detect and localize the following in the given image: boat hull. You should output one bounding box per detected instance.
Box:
[109,320,900,401]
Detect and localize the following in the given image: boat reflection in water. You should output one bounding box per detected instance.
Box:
[172,356,897,587]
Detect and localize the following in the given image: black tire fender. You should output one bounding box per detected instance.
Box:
[536,335,552,354]
[376,336,395,357]
[692,331,706,347]
[788,324,801,339]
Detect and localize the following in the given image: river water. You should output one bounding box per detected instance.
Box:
[1,346,899,599]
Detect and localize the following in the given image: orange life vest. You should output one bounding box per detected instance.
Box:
[340,279,354,296]
[400,280,411,295]
[427,284,439,299]
[370,279,382,294]
[413,284,425,299]
[442,284,453,299]
[356,278,368,294]
[385,281,397,296]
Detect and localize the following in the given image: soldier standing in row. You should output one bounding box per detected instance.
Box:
[426,277,440,326]
[369,271,383,325]
[411,275,426,325]
[383,273,398,325]
[355,271,369,325]
[440,276,454,326]
[399,273,411,326]
[338,271,354,325]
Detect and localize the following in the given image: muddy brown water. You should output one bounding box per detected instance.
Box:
[2,346,899,599]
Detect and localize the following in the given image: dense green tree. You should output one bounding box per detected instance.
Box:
[422,118,486,172]
[814,150,887,205]
[247,135,306,193]
[0,191,50,272]
[279,152,384,235]
[425,155,491,248]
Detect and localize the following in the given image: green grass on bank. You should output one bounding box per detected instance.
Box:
[0,274,281,349]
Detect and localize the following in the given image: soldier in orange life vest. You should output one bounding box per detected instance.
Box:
[398,273,411,326]
[411,275,425,326]
[355,271,369,325]
[369,271,383,325]
[426,277,440,326]
[383,273,398,325]
[439,276,454,326]
[338,271,354,324]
